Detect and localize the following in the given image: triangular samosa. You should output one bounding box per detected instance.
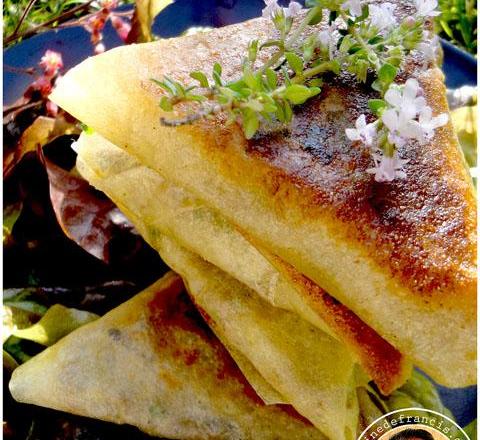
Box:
[50,6,476,387]
[9,273,327,440]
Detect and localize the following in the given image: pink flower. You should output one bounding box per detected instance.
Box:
[111,15,132,42]
[84,13,107,36]
[30,76,53,96]
[99,0,119,11]
[46,100,58,117]
[39,50,63,77]
[94,42,106,54]
[367,151,408,182]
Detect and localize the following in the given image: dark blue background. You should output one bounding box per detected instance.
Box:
[3,0,477,428]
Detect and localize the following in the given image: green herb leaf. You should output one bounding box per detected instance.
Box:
[378,63,397,84]
[368,99,387,115]
[242,108,259,139]
[307,6,323,25]
[283,84,317,105]
[285,52,304,75]
[151,78,174,95]
[190,71,209,88]
[159,96,173,111]
[213,62,222,77]
[248,39,259,63]
[265,68,278,90]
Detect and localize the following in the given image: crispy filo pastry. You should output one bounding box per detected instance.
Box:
[50,5,477,386]
[9,273,328,440]
[75,131,411,395]
[77,145,363,440]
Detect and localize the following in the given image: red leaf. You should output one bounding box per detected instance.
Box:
[39,148,126,263]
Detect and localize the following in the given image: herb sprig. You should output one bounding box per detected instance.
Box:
[153,0,448,182]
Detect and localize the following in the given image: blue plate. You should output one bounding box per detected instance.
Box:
[3,0,477,428]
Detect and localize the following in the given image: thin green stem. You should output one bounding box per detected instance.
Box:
[285,7,319,48]
[291,60,335,83]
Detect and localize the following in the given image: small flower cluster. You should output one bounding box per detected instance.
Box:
[153,0,448,182]
[262,0,303,19]
[83,0,131,54]
[346,79,448,182]
[26,50,64,116]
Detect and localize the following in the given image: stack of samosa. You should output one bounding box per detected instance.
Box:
[10,1,476,439]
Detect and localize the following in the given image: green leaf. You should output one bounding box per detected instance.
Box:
[248,39,259,63]
[378,63,397,84]
[285,52,304,75]
[329,59,341,75]
[309,78,323,88]
[242,108,259,139]
[283,84,315,105]
[368,99,386,115]
[354,59,369,83]
[3,336,32,364]
[3,201,22,244]
[3,350,19,373]
[151,78,175,95]
[190,71,209,88]
[307,6,323,25]
[259,39,285,50]
[284,101,293,122]
[243,65,258,90]
[282,66,292,86]
[440,20,455,39]
[463,420,477,440]
[5,301,48,316]
[12,304,99,346]
[159,96,173,111]
[458,15,473,46]
[185,94,207,103]
[265,68,278,90]
[212,71,223,87]
[387,370,454,418]
[368,35,383,45]
[213,62,222,77]
[371,79,383,93]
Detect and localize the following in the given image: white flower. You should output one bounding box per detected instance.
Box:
[418,106,449,141]
[262,0,280,18]
[384,79,426,120]
[416,31,440,64]
[382,108,423,146]
[341,0,362,17]
[345,114,378,147]
[285,1,303,17]
[367,151,408,182]
[368,3,397,32]
[262,0,302,19]
[318,28,340,59]
[415,0,440,17]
